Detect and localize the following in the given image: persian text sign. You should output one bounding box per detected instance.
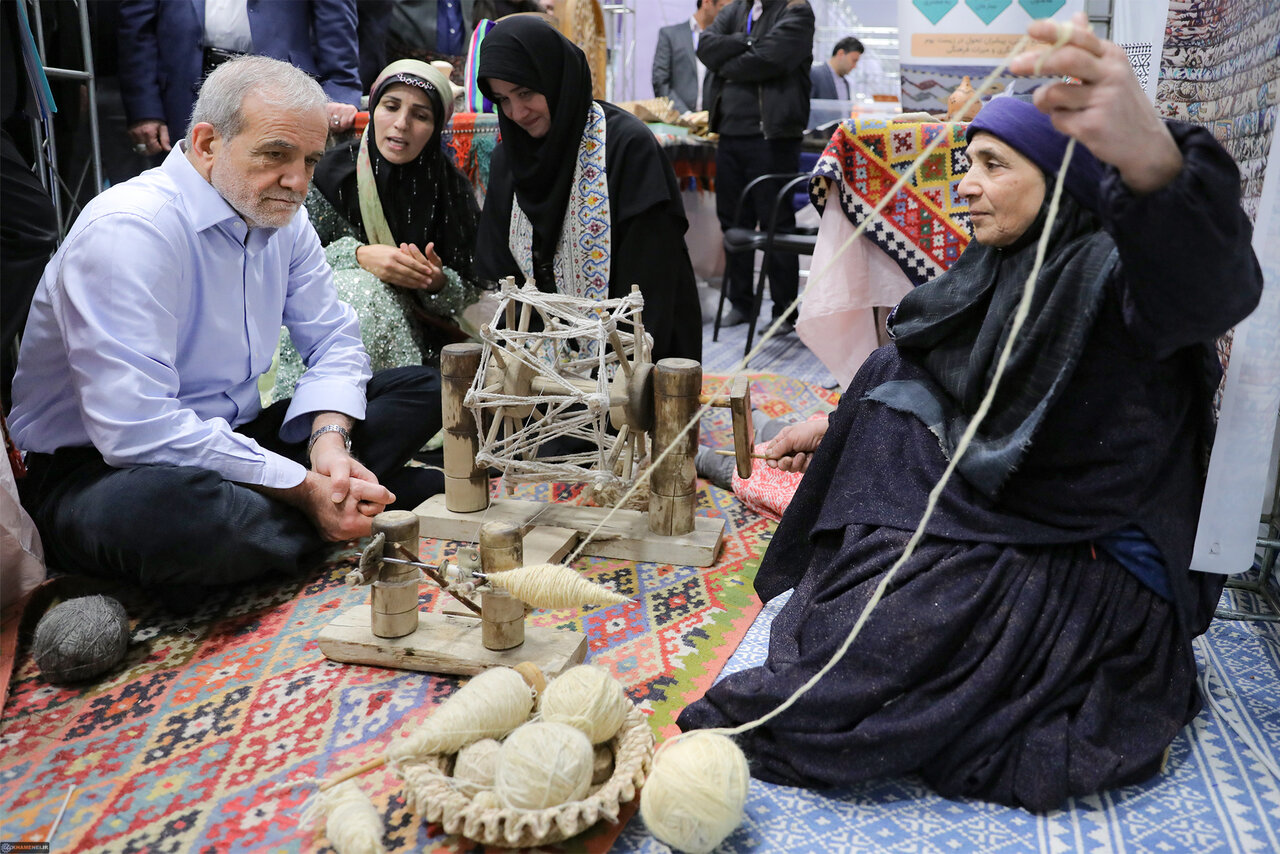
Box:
[911,33,1027,59]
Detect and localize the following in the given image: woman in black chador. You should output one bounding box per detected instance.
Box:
[678,17,1263,811]
[474,16,702,364]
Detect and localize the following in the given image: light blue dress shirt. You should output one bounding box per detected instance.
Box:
[9,145,371,490]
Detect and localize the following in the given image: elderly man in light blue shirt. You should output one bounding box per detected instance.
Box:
[10,56,442,591]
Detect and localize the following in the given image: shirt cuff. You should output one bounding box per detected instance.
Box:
[281,380,368,443]
[261,454,309,490]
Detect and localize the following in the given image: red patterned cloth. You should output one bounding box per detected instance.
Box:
[809,119,972,286]
[730,426,823,523]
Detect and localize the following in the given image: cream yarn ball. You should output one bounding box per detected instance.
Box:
[539,664,630,744]
[493,721,594,810]
[387,666,533,764]
[454,738,502,788]
[640,732,750,854]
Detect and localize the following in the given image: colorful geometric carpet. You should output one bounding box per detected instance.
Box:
[810,118,971,287]
[0,373,834,853]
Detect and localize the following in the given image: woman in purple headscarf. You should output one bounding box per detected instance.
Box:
[678,16,1263,811]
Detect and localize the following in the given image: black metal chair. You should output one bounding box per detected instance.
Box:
[714,172,819,363]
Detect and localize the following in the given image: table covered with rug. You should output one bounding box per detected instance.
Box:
[797,118,972,390]
[0,374,832,852]
[439,113,722,281]
[438,113,717,205]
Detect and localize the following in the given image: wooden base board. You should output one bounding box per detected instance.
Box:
[318,606,588,677]
[413,494,725,567]
[518,525,580,565]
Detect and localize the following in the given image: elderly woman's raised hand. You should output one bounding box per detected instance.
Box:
[1010,11,1182,194]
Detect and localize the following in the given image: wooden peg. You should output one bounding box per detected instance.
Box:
[370,511,420,639]
[649,358,701,536]
[479,521,525,651]
[441,342,489,513]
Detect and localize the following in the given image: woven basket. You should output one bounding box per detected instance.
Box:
[398,705,654,848]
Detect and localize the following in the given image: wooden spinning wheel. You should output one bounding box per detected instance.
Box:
[466,281,653,491]
[557,0,608,100]
[418,281,750,567]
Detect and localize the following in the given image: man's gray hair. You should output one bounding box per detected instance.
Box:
[186,55,327,144]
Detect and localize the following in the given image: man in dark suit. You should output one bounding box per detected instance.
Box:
[652,0,731,114]
[810,36,862,100]
[118,0,362,157]
[699,0,814,333]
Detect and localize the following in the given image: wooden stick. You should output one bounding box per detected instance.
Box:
[319,756,386,791]
[390,543,482,616]
[713,449,773,460]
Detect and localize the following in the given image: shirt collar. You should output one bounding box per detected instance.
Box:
[690,16,702,34]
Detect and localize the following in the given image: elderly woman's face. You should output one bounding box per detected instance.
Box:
[486,78,552,139]
[373,83,435,165]
[958,132,1046,247]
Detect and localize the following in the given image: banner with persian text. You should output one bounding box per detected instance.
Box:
[896,0,1084,114]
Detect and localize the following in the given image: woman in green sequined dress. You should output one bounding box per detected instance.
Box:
[272,60,482,401]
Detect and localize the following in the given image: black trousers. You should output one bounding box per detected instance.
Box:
[714,134,802,320]
[19,366,442,587]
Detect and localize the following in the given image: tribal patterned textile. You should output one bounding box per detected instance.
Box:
[509,102,610,301]
[0,467,781,851]
[1158,0,1279,397]
[810,118,972,286]
[1159,0,1279,224]
[440,111,499,203]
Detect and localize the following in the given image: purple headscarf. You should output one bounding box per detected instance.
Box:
[966,95,1105,213]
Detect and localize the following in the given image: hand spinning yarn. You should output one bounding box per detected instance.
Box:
[631,19,1081,854]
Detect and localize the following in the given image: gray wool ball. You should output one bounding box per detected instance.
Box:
[32,595,130,684]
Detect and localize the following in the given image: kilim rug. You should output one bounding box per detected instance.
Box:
[1158,0,1279,223]
[0,374,834,853]
[809,119,971,287]
[612,581,1280,854]
[1157,0,1279,404]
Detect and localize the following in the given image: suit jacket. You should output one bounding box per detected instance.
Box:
[388,0,477,55]
[652,20,710,114]
[810,62,845,100]
[118,0,361,138]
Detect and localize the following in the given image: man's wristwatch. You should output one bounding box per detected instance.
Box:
[307,424,352,460]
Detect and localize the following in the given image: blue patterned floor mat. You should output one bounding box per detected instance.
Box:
[613,580,1280,853]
